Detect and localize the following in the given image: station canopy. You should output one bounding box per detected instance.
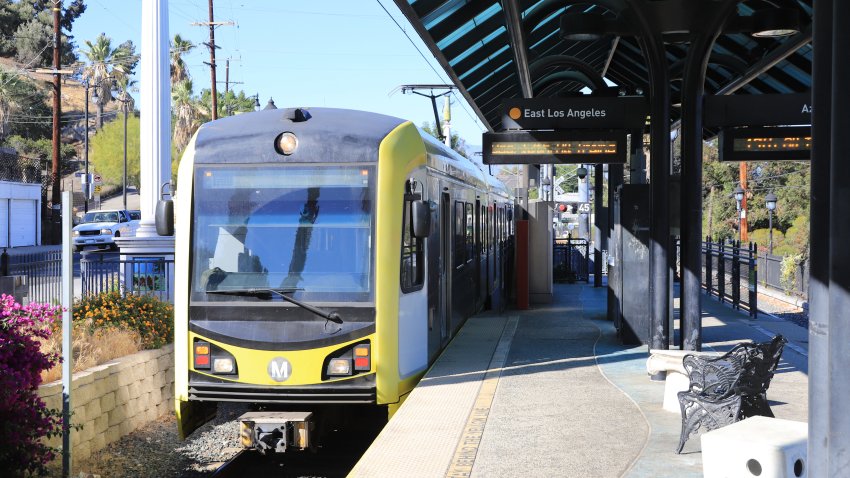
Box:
[393,0,813,133]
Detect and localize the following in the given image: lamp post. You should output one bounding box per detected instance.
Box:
[115,89,132,211]
[83,79,91,213]
[734,185,745,242]
[765,192,777,254]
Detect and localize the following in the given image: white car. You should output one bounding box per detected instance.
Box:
[72,209,140,252]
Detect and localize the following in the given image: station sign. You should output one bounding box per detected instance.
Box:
[500,96,648,130]
[704,92,811,127]
[482,130,627,165]
[719,126,811,162]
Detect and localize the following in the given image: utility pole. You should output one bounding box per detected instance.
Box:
[739,162,749,242]
[51,1,61,229]
[192,2,233,121]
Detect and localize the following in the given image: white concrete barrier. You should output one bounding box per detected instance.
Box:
[646,349,721,413]
[701,416,808,478]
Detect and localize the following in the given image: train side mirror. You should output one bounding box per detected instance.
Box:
[155,182,174,236]
[412,200,431,238]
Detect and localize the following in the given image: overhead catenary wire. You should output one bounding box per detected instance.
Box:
[374,0,484,133]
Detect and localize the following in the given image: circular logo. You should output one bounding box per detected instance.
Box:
[508,107,522,120]
[267,357,292,382]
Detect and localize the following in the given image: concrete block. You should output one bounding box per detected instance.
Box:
[153,371,167,388]
[91,431,106,453]
[85,399,102,421]
[94,414,108,434]
[100,392,116,413]
[82,419,96,442]
[75,384,94,405]
[107,407,126,427]
[150,386,162,405]
[663,372,690,414]
[118,368,135,386]
[127,398,139,417]
[119,420,134,437]
[105,425,120,445]
[141,376,154,394]
[145,359,157,377]
[702,416,808,478]
[74,370,96,387]
[116,385,130,405]
[74,442,91,462]
[129,381,141,399]
[72,406,86,426]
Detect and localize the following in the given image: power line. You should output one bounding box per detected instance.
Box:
[374,0,484,134]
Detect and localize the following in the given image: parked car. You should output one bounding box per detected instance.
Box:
[72,209,140,252]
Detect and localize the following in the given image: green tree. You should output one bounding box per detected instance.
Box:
[6,0,84,66]
[172,79,200,154]
[170,34,194,83]
[420,121,469,158]
[80,33,137,129]
[89,114,140,188]
[198,88,258,120]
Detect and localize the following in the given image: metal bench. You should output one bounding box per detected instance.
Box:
[676,335,787,453]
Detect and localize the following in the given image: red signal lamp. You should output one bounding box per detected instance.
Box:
[557,204,568,212]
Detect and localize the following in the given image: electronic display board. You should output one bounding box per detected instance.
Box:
[483,130,627,164]
[719,126,811,161]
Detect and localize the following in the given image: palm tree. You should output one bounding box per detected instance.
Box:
[172,79,200,153]
[170,34,195,84]
[81,33,133,129]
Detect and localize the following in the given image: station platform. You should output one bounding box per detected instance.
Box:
[350,282,809,478]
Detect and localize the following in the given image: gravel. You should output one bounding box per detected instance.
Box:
[758,293,809,328]
[68,403,250,478]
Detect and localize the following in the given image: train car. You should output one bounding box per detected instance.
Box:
[170,107,514,452]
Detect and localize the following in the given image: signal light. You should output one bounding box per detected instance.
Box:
[354,357,370,370]
[557,204,567,213]
[194,341,211,369]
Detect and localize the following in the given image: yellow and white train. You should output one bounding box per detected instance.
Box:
[171,107,514,451]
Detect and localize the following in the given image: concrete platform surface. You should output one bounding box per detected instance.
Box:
[351,283,809,478]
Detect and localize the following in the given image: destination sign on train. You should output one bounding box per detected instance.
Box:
[501,97,648,130]
[483,130,627,165]
[720,126,811,161]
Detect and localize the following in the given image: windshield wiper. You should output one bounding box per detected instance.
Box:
[206,288,343,324]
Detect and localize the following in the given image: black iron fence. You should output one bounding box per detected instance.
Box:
[1,249,63,305]
[554,238,589,283]
[0,249,173,305]
[702,239,758,318]
[81,252,174,303]
[757,252,808,298]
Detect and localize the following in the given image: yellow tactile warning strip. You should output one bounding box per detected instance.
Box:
[445,316,519,478]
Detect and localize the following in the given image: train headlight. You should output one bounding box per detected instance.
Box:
[275,132,298,155]
[213,357,235,374]
[327,358,351,376]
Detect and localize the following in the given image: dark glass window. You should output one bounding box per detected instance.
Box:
[401,199,424,292]
[454,201,466,267]
[465,202,474,261]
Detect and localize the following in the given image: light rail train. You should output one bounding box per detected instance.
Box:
[170,107,515,452]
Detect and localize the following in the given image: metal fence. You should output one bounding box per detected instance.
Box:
[702,240,758,318]
[0,249,173,305]
[757,253,808,298]
[553,238,590,283]
[2,249,63,305]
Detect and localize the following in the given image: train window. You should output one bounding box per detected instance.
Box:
[400,199,424,292]
[465,203,474,262]
[454,201,466,268]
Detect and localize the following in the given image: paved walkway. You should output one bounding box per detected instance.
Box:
[352,282,809,477]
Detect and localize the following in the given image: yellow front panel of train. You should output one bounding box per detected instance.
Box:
[189,332,374,386]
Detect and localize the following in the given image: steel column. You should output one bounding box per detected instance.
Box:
[628,4,670,358]
[808,0,832,473]
[828,0,850,473]
[594,164,604,287]
[679,0,738,351]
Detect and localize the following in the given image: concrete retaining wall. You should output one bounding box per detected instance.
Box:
[39,344,174,465]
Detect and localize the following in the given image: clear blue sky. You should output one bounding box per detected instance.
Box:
[71,0,486,151]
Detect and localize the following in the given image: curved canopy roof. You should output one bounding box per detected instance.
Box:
[393,0,813,133]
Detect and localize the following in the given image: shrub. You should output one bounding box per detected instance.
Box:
[0,295,64,476]
[72,292,174,349]
[40,325,141,384]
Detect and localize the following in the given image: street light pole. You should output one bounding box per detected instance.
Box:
[83,79,90,213]
[734,185,745,243]
[766,192,777,255]
[123,99,128,210]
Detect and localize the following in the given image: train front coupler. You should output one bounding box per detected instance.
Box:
[239,411,314,454]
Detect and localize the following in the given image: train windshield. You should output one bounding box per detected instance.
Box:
[190,164,375,303]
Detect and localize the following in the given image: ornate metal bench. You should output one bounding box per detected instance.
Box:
[676,335,787,453]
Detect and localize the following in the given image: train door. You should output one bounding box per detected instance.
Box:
[474,199,482,311]
[439,192,452,345]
